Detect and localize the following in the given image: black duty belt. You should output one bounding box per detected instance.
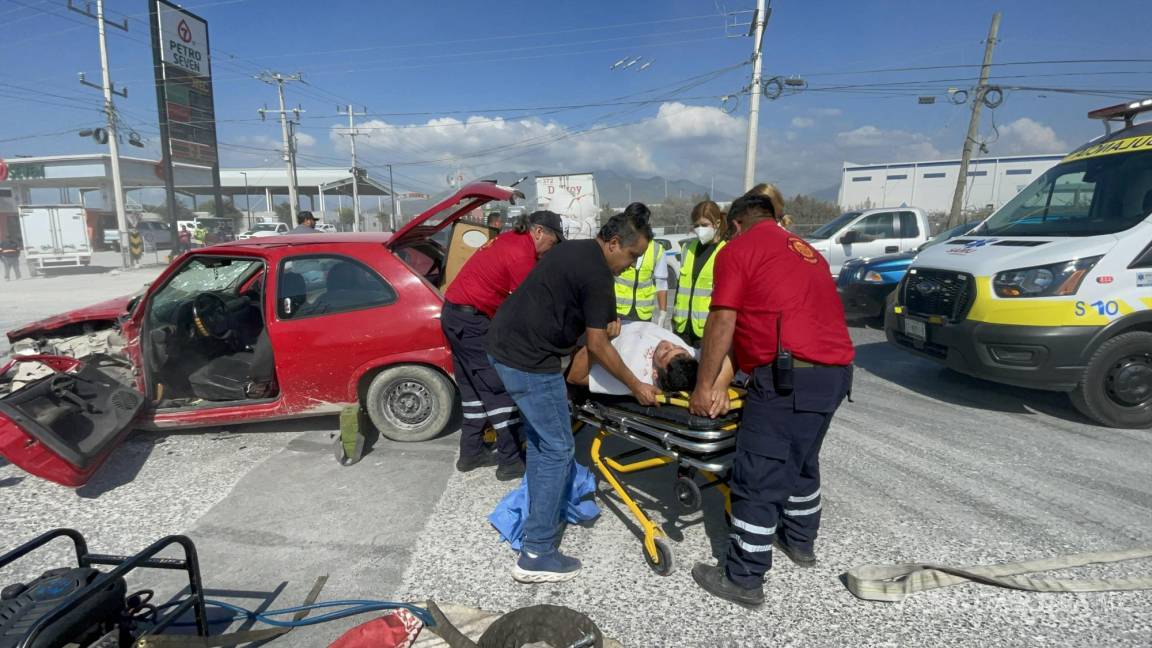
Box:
[445,301,485,317]
[793,359,847,369]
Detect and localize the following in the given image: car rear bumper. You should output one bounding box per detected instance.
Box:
[884,310,1092,392]
[839,283,894,320]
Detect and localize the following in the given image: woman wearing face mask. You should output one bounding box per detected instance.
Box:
[673,200,727,347]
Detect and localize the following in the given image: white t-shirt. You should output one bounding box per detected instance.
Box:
[588,321,697,395]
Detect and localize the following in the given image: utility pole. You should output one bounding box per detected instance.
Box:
[337,105,367,231]
[256,71,302,223]
[742,0,769,192]
[70,0,130,268]
[947,11,1001,228]
[386,164,397,232]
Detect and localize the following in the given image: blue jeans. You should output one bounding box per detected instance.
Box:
[491,357,574,555]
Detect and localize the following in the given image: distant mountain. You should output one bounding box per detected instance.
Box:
[474,169,736,208]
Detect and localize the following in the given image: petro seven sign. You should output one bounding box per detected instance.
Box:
[158,4,207,75]
[150,0,223,234]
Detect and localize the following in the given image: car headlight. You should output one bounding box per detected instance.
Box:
[861,270,884,283]
[992,256,1102,298]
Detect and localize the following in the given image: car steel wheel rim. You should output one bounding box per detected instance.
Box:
[384,380,434,429]
[1104,354,1152,408]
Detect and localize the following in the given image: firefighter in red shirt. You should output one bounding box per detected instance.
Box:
[689,191,854,608]
[441,210,564,479]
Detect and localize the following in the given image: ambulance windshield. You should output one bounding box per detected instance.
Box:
[978,148,1152,237]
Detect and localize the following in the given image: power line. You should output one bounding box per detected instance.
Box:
[799,58,1152,78]
[0,124,94,144]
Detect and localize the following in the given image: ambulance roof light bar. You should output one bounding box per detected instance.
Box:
[1088,98,1152,133]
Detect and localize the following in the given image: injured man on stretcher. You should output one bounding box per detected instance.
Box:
[567,320,734,396]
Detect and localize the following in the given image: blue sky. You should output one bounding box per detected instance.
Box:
[2,0,1151,197]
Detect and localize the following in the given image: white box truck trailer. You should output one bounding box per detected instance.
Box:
[19,205,92,275]
[535,173,600,240]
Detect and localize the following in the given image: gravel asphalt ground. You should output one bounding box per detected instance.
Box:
[1,253,1150,647]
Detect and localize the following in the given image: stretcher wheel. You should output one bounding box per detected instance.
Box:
[644,537,674,576]
[674,476,702,512]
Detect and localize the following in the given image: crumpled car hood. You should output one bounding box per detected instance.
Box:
[6,295,133,344]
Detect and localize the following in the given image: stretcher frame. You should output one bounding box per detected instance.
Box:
[573,390,743,575]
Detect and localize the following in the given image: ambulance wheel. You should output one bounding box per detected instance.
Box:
[674,476,702,512]
[364,365,455,442]
[1070,331,1152,429]
[644,537,674,576]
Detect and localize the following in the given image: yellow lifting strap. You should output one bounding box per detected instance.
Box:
[657,387,745,410]
[844,547,1152,602]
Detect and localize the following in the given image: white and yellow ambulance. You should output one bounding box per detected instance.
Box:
[886,99,1152,428]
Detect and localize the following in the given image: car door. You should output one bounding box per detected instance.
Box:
[832,211,901,274]
[897,211,923,252]
[269,253,400,410]
[0,354,145,486]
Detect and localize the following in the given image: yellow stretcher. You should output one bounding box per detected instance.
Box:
[573,389,744,576]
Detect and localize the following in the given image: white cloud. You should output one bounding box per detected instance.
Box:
[835,125,942,161]
[295,132,317,148]
[994,117,1068,154]
[346,102,748,187]
[791,117,815,128]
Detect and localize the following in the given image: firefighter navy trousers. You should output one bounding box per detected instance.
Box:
[725,363,852,588]
[440,303,524,466]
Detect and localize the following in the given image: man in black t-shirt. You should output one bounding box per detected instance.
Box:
[488,209,660,584]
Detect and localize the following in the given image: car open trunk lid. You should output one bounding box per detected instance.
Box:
[0,354,144,487]
[387,181,523,250]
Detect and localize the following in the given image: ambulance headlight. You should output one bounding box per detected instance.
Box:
[992,256,1102,297]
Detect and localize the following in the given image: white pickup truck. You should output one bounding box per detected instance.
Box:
[804,207,932,276]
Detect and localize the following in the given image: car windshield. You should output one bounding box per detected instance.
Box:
[252,223,280,232]
[148,257,263,324]
[976,148,1152,237]
[808,212,861,239]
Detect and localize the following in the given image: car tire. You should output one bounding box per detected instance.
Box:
[1069,331,1152,429]
[364,364,456,442]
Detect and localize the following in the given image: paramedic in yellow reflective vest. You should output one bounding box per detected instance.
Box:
[674,200,726,347]
[614,202,668,323]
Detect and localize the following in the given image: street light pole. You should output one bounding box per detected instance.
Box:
[387,164,398,232]
[240,171,251,230]
[338,105,367,232]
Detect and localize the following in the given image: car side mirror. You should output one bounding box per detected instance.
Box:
[839,230,860,245]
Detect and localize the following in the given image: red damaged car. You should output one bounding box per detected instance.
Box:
[0,182,522,486]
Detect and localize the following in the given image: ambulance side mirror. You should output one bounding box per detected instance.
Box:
[839,230,861,245]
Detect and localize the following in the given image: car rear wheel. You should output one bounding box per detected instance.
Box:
[1070,331,1152,429]
[364,365,456,442]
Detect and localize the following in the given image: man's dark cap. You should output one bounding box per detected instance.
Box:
[528,210,565,241]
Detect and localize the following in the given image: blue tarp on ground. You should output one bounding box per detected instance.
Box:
[488,462,600,551]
